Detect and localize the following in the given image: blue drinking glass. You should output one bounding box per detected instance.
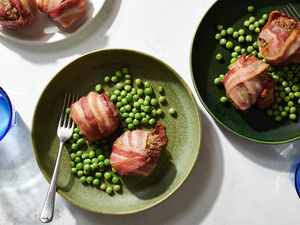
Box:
[0,87,15,141]
[290,158,300,198]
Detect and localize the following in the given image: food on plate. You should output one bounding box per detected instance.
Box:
[37,0,87,28]
[110,124,168,176]
[222,54,275,110]
[0,0,37,29]
[258,11,300,65]
[67,67,175,195]
[70,92,119,141]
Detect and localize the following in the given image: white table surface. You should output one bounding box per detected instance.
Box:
[1,0,300,224]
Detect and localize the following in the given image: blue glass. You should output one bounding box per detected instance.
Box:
[295,163,300,198]
[0,87,13,141]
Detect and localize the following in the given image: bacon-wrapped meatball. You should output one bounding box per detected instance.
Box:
[258,11,300,65]
[0,0,37,29]
[110,124,168,176]
[70,92,119,141]
[222,54,275,110]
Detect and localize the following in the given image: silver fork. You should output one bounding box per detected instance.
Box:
[281,3,300,21]
[40,93,77,223]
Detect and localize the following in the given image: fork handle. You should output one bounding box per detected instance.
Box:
[40,141,64,223]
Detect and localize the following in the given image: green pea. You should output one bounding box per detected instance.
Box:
[120,90,127,97]
[86,176,93,184]
[220,29,227,36]
[247,5,255,13]
[144,87,154,95]
[288,101,294,107]
[241,48,246,54]
[80,176,87,184]
[113,185,121,192]
[216,24,224,31]
[168,108,176,115]
[232,31,239,38]
[125,117,133,124]
[95,84,102,93]
[71,168,77,174]
[234,46,241,53]
[115,70,122,77]
[295,92,300,98]
[151,109,157,117]
[77,138,85,146]
[156,109,163,116]
[238,29,245,36]
[226,41,233,49]
[74,157,81,163]
[238,36,245,43]
[220,38,227,45]
[112,176,120,184]
[159,96,166,103]
[290,114,297,120]
[92,178,100,186]
[70,153,76,160]
[143,100,150,106]
[220,96,228,103]
[104,172,112,180]
[149,118,156,125]
[245,35,253,42]
[255,27,260,33]
[157,86,164,93]
[111,76,118,83]
[214,77,222,85]
[215,33,222,40]
[254,21,260,27]
[133,119,140,125]
[247,46,254,53]
[98,161,105,169]
[65,108,70,114]
[106,186,113,194]
[71,143,78,151]
[129,112,135,118]
[128,123,134,130]
[104,159,110,166]
[122,112,129,119]
[135,113,142,120]
[91,163,99,170]
[249,24,255,31]
[266,109,273,116]
[77,170,84,177]
[259,19,265,25]
[104,76,110,83]
[70,161,75,168]
[76,163,83,170]
[125,74,132,80]
[133,94,139,100]
[95,172,102,179]
[74,127,80,133]
[84,164,91,171]
[244,20,250,27]
[125,104,131,111]
[275,116,282,122]
[100,183,107,190]
[88,151,95,159]
[137,89,144,96]
[141,118,149,124]
[122,67,129,74]
[125,79,131,84]
[226,27,234,35]
[249,16,256,23]
[230,57,237,64]
[290,106,297,113]
[281,111,287,117]
[252,50,258,56]
[83,158,91,164]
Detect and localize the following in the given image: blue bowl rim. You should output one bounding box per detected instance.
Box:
[0,87,13,141]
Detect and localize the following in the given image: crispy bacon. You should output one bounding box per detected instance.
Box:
[222,54,275,110]
[110,124,168,176]
[37,0,86,28]
[70,92,119,141]
[258,11,300,65]
[0,0,37,29]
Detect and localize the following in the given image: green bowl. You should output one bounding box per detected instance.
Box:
[191,0,300,144]
[31,49,201,215]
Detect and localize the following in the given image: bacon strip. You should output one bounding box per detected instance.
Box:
[0,0,37,29]
[258,11,300,65]
[38,0,86,29]
[222,54,274,110]
[110,124,168,176]
[70,92,119,141]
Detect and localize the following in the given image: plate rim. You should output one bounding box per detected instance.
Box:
[189,0,300,145]
[31,48,202,215]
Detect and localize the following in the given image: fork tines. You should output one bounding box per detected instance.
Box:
[58,93,78,129]
[281,3,300,21]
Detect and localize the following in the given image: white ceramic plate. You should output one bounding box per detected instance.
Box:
[0,0,104,44]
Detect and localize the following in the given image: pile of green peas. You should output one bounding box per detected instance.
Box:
[98,67,176,131]
[68,127,122,195]
[267,64,300,121]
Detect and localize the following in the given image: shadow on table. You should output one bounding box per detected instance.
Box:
[0,113,47,225]
[218,124,298,172]
[0,0,122,64]
[65,111,224,225]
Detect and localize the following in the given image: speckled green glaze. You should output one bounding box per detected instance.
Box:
[191,0,300,144]
[31,49,201,215]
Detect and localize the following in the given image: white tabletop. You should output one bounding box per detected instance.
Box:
[1,0,300,224]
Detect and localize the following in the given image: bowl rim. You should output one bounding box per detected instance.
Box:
[189,0,300,145]
[31,48,202,215]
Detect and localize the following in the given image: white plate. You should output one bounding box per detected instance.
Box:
[0,0,105,45]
